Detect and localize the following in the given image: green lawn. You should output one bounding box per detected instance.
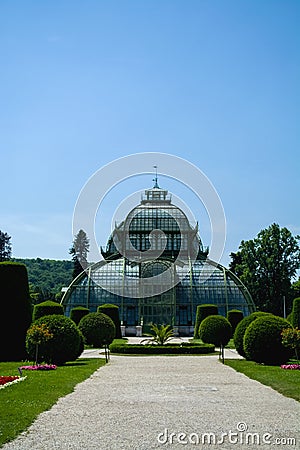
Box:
[225,338,236,349]
[0,358,105,446]
[225,359,300,402]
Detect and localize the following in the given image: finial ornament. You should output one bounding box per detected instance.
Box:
[152,165,160,188]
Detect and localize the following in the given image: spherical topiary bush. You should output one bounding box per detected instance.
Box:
[226,310,244,333]
[233,312,272,357]
[78,312,116,348]
[243,315,293,365]
[26,315,81,365]
[199,315,232,347]
[70,306,90,325]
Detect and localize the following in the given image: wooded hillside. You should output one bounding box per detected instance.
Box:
[13,258,73,302]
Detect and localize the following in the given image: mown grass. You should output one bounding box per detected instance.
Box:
[225,359,300,402]
[225,338,236,349]
[0,358,105,446]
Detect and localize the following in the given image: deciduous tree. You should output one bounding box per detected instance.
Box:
[229,223,300,316]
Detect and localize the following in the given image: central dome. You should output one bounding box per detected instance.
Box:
[101,185,207,262]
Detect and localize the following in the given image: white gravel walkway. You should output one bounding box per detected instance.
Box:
[2,352,299,450]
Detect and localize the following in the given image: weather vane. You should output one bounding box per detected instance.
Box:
[153,165,160,188]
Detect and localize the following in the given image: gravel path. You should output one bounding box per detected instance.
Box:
[2,353,299,450]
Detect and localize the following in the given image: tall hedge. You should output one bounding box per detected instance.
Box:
[70,306,90,325]
[227,310,244,333]
[33,300,64,321]
[97,304,122,339]
[291,297,300,328]
[0,262,32,360]
[194,304,218,338]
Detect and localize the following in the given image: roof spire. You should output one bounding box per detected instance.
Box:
[152,165,160,188]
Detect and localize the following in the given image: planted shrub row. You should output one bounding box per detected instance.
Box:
[109,343,215,354]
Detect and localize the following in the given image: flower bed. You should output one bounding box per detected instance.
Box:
[0,376,27,390]
[20,364,57,370]
[281,364,300,370]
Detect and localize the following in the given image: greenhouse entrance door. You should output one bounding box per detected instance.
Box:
[141,292,176,333]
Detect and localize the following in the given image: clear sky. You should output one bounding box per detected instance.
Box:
[1,0,299,267]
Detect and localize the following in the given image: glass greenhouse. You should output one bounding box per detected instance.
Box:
[61,183,255,335]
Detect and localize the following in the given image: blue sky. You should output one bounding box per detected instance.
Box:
[0,0,299,267]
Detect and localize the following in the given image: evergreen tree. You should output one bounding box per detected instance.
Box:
[69,229,90,279]
[0,230,12,261]
[230,223,300,316]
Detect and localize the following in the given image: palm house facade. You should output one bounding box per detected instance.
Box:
[62,182,255,335]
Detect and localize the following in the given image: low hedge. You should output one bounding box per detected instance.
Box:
[109,343,215,354]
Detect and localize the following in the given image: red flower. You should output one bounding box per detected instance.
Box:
[0,376,20,386]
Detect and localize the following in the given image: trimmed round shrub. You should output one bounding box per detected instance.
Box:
[0,262,32,361]
[70,306,90,325]
[194,304,218,338]
[97,304,122,339]
[78,312,116,347]
[199,315,232,347]
[26,315,81,365]
[227,310,244,333]
[291,297,300,328]
[33,300,64,321]
[243,315,293,365]
[233,312,272,357]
